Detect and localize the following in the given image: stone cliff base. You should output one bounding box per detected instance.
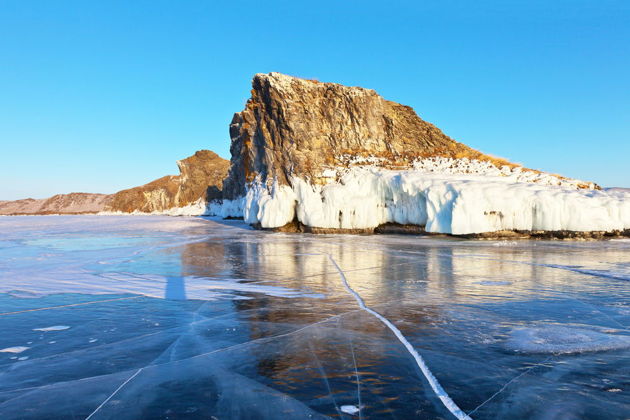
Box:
[258,220,630,240]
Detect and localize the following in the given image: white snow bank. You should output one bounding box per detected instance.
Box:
[216,165,630,235]
[337,156,594,188]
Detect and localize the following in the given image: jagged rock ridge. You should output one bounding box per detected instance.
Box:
[106,150,229,213]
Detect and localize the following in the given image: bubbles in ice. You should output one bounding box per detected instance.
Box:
[505,325,630,354]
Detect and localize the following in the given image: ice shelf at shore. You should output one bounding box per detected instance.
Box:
[215,165,630,235]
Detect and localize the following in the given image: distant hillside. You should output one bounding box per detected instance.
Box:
[0,193,112,215]
[0,150,229,216]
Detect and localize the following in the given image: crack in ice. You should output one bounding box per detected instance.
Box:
[85,367,143,420]
[308,341,344,418]
[0,296,143,316]
[466,356,553,416]
[326,254,472,420]
[347,324,363,420]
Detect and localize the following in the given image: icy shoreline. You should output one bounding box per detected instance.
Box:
[216,159,630,236]
[4,158,629,238]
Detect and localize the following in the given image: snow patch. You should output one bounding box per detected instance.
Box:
[340,405,360,415]
[99,198,212,217]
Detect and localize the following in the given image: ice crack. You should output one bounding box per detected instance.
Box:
[85,368,143,420]
[326,254,472,420]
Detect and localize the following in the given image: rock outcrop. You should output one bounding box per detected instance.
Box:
[223,72,586,200]
[0,150,229,216]
[219,72,629,237]
[106,150,229,213]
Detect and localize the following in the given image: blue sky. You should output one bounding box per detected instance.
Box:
[1,0,628,199]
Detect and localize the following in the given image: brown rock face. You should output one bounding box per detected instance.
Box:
[0,150,229,215]
[223,72,505,199]
[106,150,229,213]
[0,193,112,215]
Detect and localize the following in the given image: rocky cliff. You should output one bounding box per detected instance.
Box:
[0,150,229,216]
[219,72,629,236]
[223,72,585,201]
[106,150,229,213]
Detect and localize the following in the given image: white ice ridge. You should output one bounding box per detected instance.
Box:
[326,254,472,420]
[217,163,630,235]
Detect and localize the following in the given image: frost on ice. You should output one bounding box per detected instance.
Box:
[217,158,630,235]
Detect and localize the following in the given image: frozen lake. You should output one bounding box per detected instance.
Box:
[0,216,628,419]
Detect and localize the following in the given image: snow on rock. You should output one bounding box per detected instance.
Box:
[99,198,212,217]
[215,164,630,235]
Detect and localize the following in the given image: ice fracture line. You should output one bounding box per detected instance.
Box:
[85,368,143,420]
[0,296,143,316]
[326,254,472,420]
[466,356,553,416]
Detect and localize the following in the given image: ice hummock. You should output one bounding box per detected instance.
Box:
[217,158,630,234]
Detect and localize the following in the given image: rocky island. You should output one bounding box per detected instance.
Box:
[217,72,629,238]
[2,73,628,239]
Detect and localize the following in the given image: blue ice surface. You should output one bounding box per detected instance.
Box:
[0,215,628,419]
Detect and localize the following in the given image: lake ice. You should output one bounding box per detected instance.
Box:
[0,215,628,419]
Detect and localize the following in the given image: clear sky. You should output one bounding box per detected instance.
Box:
[1,0,628,200]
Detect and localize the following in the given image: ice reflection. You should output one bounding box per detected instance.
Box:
[164,276,187,300]
[0,216,628,419]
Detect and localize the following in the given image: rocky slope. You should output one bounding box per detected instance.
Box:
[106,150,229,213]
[0,150,229,216]
[219,72,629,237]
